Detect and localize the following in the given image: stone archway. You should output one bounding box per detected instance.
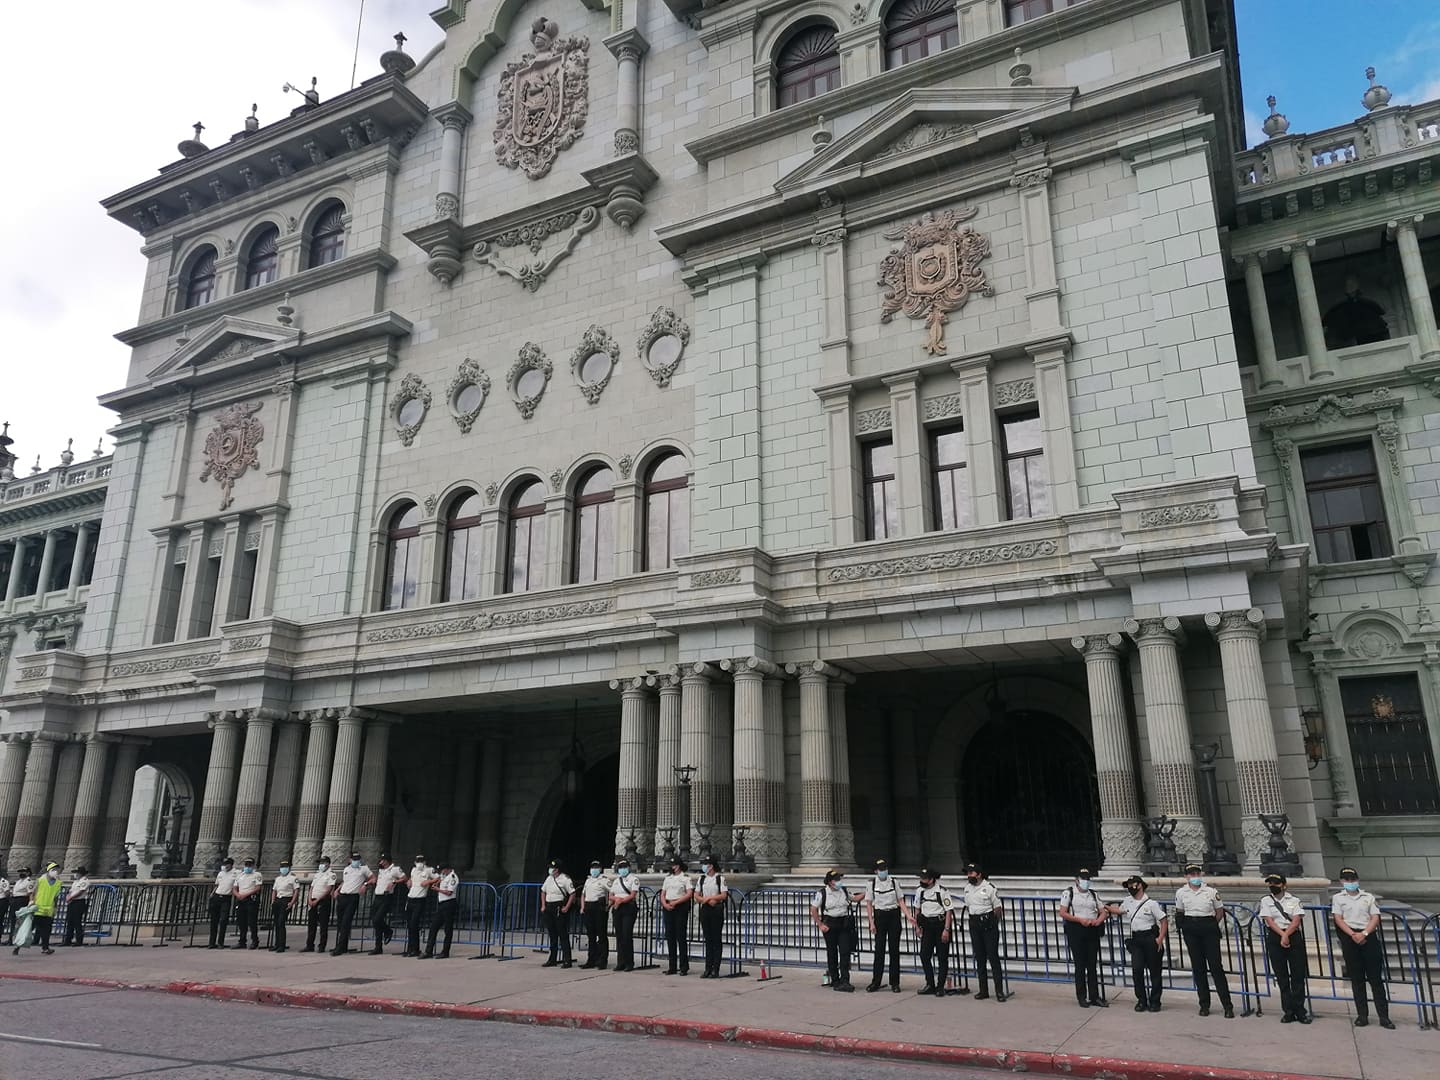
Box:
[523,752,620,881]
[127,761,198,877]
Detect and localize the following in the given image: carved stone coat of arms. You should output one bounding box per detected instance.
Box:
[198,401,264,510]
[878,207,995,356]
[494,17,590,180]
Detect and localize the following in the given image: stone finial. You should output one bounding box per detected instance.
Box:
[1009,47,1032,88]
[1261,95,1290,139]
[812,115,833,154]
[93,437,105,458]
[1362,66,1392,112]
[276,292,295,328]
[177,121,209,159]
[244,103,259,134]
[381,31,416,76]
[284,77,320,107]
[59,439,74,467]
[30,455,41,475]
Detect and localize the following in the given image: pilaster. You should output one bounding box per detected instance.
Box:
[883,371,925,536]
[952,355,999,524]
[818,385,860,546]
[1029,337,1079,515]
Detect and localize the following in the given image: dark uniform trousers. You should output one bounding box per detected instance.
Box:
[821,914,855,985]
[62,898,89,946]
[872,908,902,988]
[1179,916,1232,1008]
[1129,931,1163,1007]
[1265,930,1309,1020]
[969,913,1005,995]
[613,902,637,969]
[0,896,11,942]
[304,896,333,951]
[663,901,690,972]
[271,897,291,950]
[403,896,426,956]
[584,904,610,967]
[207,894,232,947]
[332,892,360,953]
[371,892,396,949]
[917,914,949,990]
[699,903,724,976]
[234,896,260,948]
[544,901,573,963]
[1065,922,1104,1003]
[33,914,54,950]
[425,901,455,957]
[1338,932,1389,1020]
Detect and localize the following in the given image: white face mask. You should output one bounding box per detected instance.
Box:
[1077,880,1091,891]
[279,867,290,875]
[589,868,601,878]
[876,871,889,880]
[318,863,329,872]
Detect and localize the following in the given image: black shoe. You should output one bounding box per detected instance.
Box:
[300,946,314,953]
[329,949,344,957]
[1199,1005,1210,1017]
[934,987,947,998]
[866,983,882,993]
[597,963,608,971]
[369,948,382,955]
[1379,1017,1395,1030]
[664,968,677,975]
[1148,1003,1162,1013]
[891,985,902,993]
[561,961,573,969]
[974,991,990,1001]
[918,984,936,996]
[678,968,688,976]
[833,982,855,993]
[1133,1002,1148,1012]
[1298,1015,1312,1025]
[542,959,558,968]
[1223,1005,1235,1019]
[580,961,595,969]
[207,944,218,950]
[41,948,54,955]
[438,952,450,960]
[1078,1000,1091,1008]
[1281,1014,1296,1024]
[250,942,260,950]
[419,953,433,960]
[1090,998,1108,1008]
[274,946,287,953]
[1354,1016,1369,1028]
[996,992,1009,1003]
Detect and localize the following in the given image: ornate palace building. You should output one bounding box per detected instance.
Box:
[1,0,1438,899]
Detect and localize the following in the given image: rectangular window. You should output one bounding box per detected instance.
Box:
[230,549,258,622]
[15,540,42,598]
[862,439,898,541]
[1339,673,1440,815]
[48,532,76,593]
[190,555,222,638]
[1006,0,1085,26]
[79,526,98,586]
[1002,411,1049,520]
[930,424,970,531]
[154,559,186,644]
[1301,442,1392,563]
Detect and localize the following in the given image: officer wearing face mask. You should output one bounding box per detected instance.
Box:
[540,859,576,968]
[810,869,861,992]
[908,867,953,997]
[695,857,728,978]
[207,857,237,949]
[270,860,298,952]
[403,855,436,958]
[659,857,693,976]
[231,857,264,950]
[331,851,372,956]
[1058,868,1108,1008]
[1174,863,1234,1018]
[302,855,337,954]
[1107,875,1166,1012]
[370,854,406,955]
[1332,867,1394,1029]
[865,859,912,993]
[609,859,640,972]
[580,860,611,970]
[962,863,1007,1002]
[1259,873,1309,1024]
[423,861,459,959]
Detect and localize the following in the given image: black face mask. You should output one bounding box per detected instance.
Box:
[1127,885,1142,896]
[967,876,980,884]
[1270,886,1284,896]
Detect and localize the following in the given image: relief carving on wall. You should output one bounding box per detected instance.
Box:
[198,402,264,511]
[878,207,994,356]
[494,17,590,181]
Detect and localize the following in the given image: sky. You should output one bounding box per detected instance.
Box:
[1,2,1436,473]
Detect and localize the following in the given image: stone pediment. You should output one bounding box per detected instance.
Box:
[145,317,299,380]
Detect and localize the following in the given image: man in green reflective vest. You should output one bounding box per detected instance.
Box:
[32,862,63,955]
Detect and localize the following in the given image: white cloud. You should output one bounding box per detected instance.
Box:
[1243,108,1267,150]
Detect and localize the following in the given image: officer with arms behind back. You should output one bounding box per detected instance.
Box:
[811,868,861,992]
[865,858,912,993]
[580,860,610,970]
[423,861,459,959]
[1175,863,1234,1018]
[270,859,299,952]
[1332,867,1394,1029]
[1058,868,1109,1008]
[231,856,263,950]
[659,856,693,976]
[963,863,1007,1001]
[207,857,236,949]
[302,854,338,953]
[609,858,640,972]
[1109,875,1167,1013]
[1260,872,1310,1024]
[908,866,954,997]
[540,859,575,968]
[61,866,92,947]
[695,855,728,978]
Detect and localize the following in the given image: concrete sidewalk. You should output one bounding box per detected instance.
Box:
[1,944,1425,1080]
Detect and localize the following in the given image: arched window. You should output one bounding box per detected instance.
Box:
[243,226,280,290]
[643,453,689,571]
[884,0,959,68]
[775,24,841,109]
[506,480,547,593]
[572,466,615,584]
[183,247,217,309]
[383,503,422,610]
[443,491,483,602]
[309,202,347,267]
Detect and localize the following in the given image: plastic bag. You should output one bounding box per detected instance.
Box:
[12,904,36,948]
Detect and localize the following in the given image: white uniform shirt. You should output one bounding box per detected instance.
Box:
[407,865,436,899]
[913,884,954,919]
[610,875,638,901]
[542,873,575,903]
[1121,895,1166,933]
[213,869,238,896]
[272,872,299,899]
[697,873,726,900]
[435,870,460,903]
[866,877,901,911]
[582,874,610,903]
[661,873,692,902]
[1174,883,1223,918]
[0,877,10,899]
[1332,888,1381,931]
[66,875,92,902]
[12,876,34,900]
[340,863,371,894]
[233,869,263,898]
[1059,884,1104,921]
[812,883,852,917]
[963,879,1001,915]
[375,865,406,895]
[309,868,338,899]
[1259,892,1304,928]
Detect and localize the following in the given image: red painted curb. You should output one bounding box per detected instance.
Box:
[0,971,1335,1080]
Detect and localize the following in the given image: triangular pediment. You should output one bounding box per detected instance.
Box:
[776,85,1077,193]
[146,316,299,380]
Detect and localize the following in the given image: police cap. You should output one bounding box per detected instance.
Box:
[1077,868,1093,880]
[221,856,234,866]
[1122,875,1146,890]
[962,862,980,874]
[874,858,888,871]
[548,858,562,869]
[350,851,361,860]
[590,860,603,869]
[1264,873,1286,886]
[1339,866,1359,880]
[918,866,937,881]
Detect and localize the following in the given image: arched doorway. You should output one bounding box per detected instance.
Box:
[960,711,1100,874]
[542,752,619,878]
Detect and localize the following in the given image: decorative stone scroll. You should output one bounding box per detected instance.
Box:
[638,306,690,388]
[691,568,741,588]
[494,18,590,181]
[508,342,553,420]
[364,598,613,643]
[110,653,220,677]
[390,373,432,447]
[854,408,891,434]
[878,207,994,356]
[473,206,600,292]
[446,358,492,434]
[922,393,963,421]
[570,324,619,405]
[826,539,1058,582]
[993,378,1036,406]
[1137,503,1220,529]
[198,402,264,511]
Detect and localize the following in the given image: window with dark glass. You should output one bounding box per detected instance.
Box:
[48,531,77,593]
[154,557,186,644]
[862,439,898,541]
[383,503,422,610]
[643,453,689,571]
[15,540,42,597]
[309,202,347,267]
[884,0,959,68]
[183,247,217,309]
[573,466,615,584]
[191,552,222,638]
[230,548,257,621]
[1301,442,1391,563]
[775,24,841,108]
[930,424,970,531]
[442,492,483,602]
[1005,0,1085,25]
[243,226,280,290]
[506,481,548,593]
[1339,673,1440,815]
[1002,411,1049,520]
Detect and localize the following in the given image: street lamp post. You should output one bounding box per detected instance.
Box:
[674,763,695,869]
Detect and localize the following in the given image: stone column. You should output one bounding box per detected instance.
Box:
[679,663,717,850]
[443,732,475,870]
[3,537,28,609]
[1393,216,1440,361]
[788,660,842,866]
[260,718,305,868]
[321,709,367,859]
[652,672,682,853]
[1124,617,1205,863]
[0,735,31,859]
[827,674,856,866]
[9,733,57,871]
[227,708,277,860]
[953,356,999,524]
[433,102,471,221]
[884,371,925,535]
[711,678,734,855]
[1241,253,1283,388]
[189,712,243,874]
[1206,609,1287,869]
[100,739,144,869]
[471,732,505,879]
[724,658,785,867]
[762,674,787,863]
[66,523,93,600]
[889,706,925,868]
[642,694,659,856]
[1073,633,1145,873]
[1288,241,1334,378]
[1310,660,1359,816]
[43,738,84,859]
[33,529,59,600]
[604,28,649,156]
[62,734,112,870]
[292,710,337,868]
[612,677,651,856]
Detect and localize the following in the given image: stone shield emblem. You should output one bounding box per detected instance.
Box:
[495,17,590,181]
[878,207,994,356]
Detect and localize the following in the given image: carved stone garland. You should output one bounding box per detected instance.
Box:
[638,306,691,388]
[878,207,995,356]
[446,358,492,434]
[473,205,600,292]
[570,324,619,405]
[494,18,590,181]
[391,373,432,447]
[508,342,553,420]
[198,402,264,511]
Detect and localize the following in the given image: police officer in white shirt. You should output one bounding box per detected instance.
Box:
[659,856,693,975]
[403,855,436,957]
[207,857,237,949]
[580,860,611,970]
[302,855,338,953]
[0,871,11,943]
[695,857,728,978]
[1108,875,1167,1012]
[1175,863,1233,1018]
[962,863,1007,1002]
[609,858,640,972]
[331,851,372,956]
[1059,868,1109,1008]
[270,859,299,952]
[865,858,911,993]
[1332,867,1393,1029]
[423,861,460,959]
[811,868,862,992]
[231,857,264,950]
[60,867,92,947]
[540,859,576,968]
[909,867,954,997]
[1260,872,1310,1024]
[369,854,406,955]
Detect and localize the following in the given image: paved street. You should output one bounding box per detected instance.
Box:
[0,979,994,1079]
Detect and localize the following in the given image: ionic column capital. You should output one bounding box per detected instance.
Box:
[785,659,846,681]
[205,711,243,730]
[647,671,681,692]
[432,101,473,131]
[1123,615,1184,645]
[681,661,718,682]
[1204,608,1266,640]
[610,675,651,694]
[720,657,779,678]
[1071,632,1125,659]
[1386,214,1424,238]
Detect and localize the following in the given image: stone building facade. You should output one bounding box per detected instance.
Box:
[0,0,1437,898]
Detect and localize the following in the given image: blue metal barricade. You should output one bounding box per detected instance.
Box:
[497,882,582,960]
